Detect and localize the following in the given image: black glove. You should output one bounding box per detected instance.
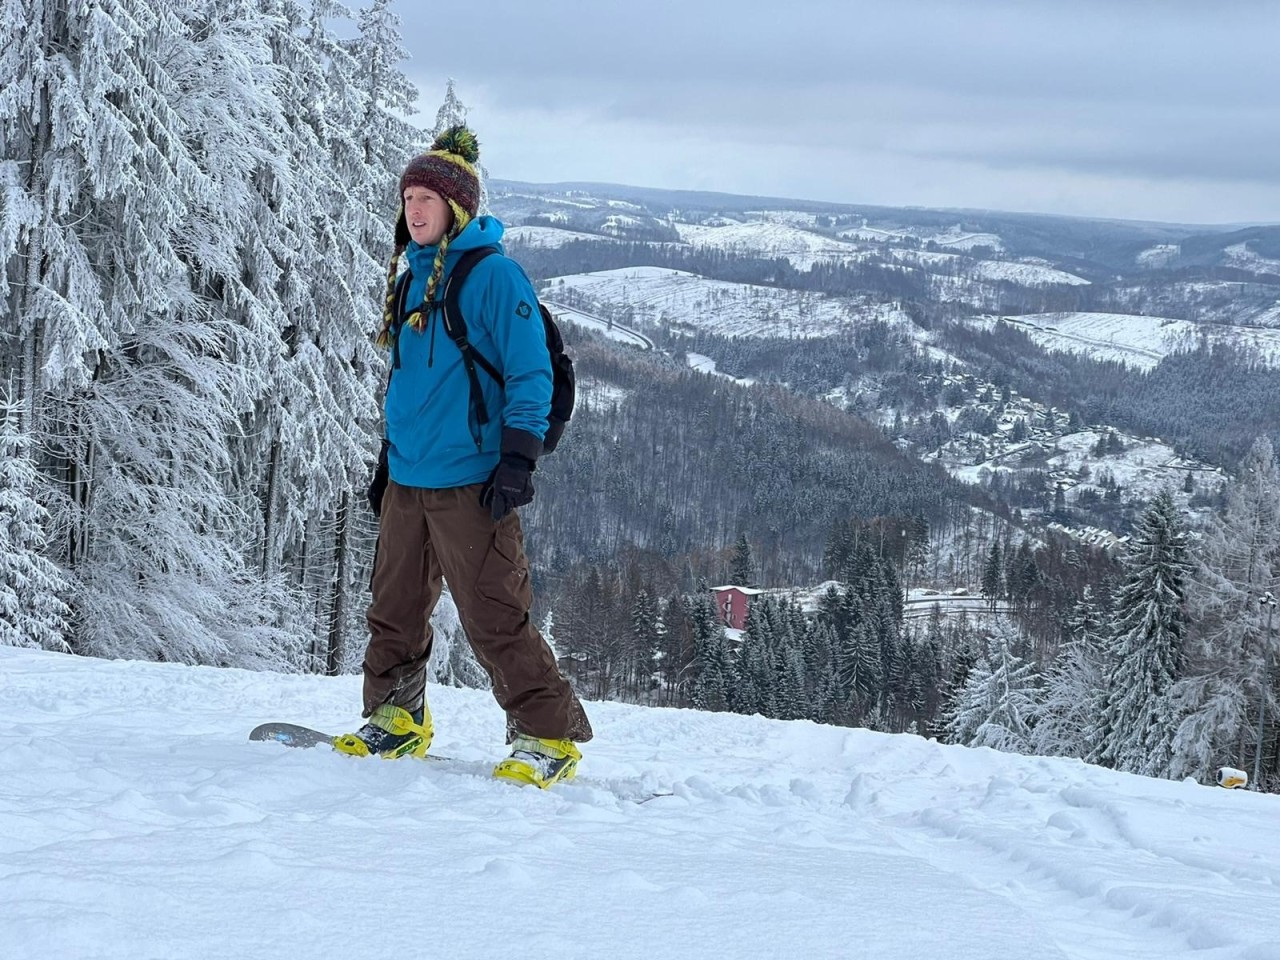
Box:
[367,439,390,517]
[480,428,541,522]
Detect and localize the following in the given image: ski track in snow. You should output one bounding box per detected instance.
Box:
[2,648,1279,960]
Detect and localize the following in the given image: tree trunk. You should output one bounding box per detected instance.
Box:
[325,491,351,676]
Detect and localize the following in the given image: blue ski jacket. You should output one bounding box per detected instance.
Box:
[385,216,551,489]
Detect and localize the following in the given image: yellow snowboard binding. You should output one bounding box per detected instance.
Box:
[493,735,581,788]
[333,703,433,759]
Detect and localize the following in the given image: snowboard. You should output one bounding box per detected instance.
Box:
[250,721,343,751]
[248,722,673,803]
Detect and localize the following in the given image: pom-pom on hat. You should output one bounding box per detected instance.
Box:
[394,125,481,249]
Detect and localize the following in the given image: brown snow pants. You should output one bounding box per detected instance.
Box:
[363,479,592,743]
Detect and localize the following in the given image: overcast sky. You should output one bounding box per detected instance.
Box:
[396,1,1280,225]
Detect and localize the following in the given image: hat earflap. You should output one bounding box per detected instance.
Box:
[393,202,411,250]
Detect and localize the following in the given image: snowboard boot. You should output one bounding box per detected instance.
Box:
[492,735,581,788]
[333,703,433,759]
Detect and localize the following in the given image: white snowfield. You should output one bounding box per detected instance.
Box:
[838,222,1007,253]
[673,220,862,270]
[1224,242,1280,277]
[506,225,626,248]
[551,266,907,339]
[3,647,1279,960]
[544,302,655,350]
[888,248,1089,287]
[977,312,1280,371]
[674,219,1082,286]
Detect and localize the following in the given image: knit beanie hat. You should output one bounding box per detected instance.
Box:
[393,125,481,249]
[378,125,482,348]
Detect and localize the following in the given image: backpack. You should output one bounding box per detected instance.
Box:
[391,246,575,454]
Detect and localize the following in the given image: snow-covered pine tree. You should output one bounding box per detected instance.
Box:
[3,0,312,667]
[943,624,1040,754]
[730,600,773,715]
[1032,588,1107,758]
[223,0,387,650]
[827,587,877,723]
[691,593,730,711]
[730,533,756,587]
[1093,491,1192,777]
[0,391,70,650]
[1171,437,1280,782]
[658,593,694,705]
[981,543,1002,609]
[628,587,661,701]
[0,0,110,417]
[774,618,808,721]
[802,618,837,720]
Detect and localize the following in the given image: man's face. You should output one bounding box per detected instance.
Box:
[403,186,452,246]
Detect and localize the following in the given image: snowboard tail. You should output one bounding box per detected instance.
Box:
[249,722,335,750]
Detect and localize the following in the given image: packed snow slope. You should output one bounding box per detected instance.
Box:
[3,647,1280,960]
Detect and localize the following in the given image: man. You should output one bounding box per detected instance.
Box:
[335,125,592,788]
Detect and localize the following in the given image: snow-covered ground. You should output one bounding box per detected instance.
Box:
[1045,431,1222,502]
[948,429,1217,504]
[1136,244,1180,268]
[670,219,1076,287]
[839,223,910,243]
[837,222,1007,253]
[506,225,622,248]
[672,221,863,269]
[544,302,654,350]
[550,266,907,339]
[1252,300,1280,328]
[1224,242,1280,276]
[4,648,1280,960]
[887,248,1088,287]
[978,313,1280,370]
[931,228,1005,252]
[686,352,756,386]
[970,259,1090,286]
[576,375,631,409]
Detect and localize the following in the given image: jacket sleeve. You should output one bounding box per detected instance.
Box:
[474,256,552,443]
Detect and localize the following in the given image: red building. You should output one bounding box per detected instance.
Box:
[710,585,763,631]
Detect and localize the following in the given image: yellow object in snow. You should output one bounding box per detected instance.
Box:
[333,703,433,759]
[493,736,582,789]
[1216,767,1249,789]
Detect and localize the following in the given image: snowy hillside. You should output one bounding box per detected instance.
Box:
[976,313,1280,370]
[671,219,1086,285]
[506,224,624,248]
[1224,242,1280,276]
[673,220,862,269]
[4,647,1280,960]
[947,428,1219,506]
[549,266,909,338]
[838,221,1007,253]
[545,302,654,350]
[888,248,1089,287]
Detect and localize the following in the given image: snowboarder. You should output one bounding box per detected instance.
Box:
[336,125,592,788]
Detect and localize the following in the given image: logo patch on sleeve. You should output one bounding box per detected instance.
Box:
[516,301,533,319]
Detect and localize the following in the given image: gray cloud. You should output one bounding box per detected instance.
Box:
[398,0,1280,222]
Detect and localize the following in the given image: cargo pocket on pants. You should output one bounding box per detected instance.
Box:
[475,525,531,618]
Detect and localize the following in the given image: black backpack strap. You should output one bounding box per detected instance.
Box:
[378,271,414,446]
[387,269,414,380]
[441,247,504,446]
